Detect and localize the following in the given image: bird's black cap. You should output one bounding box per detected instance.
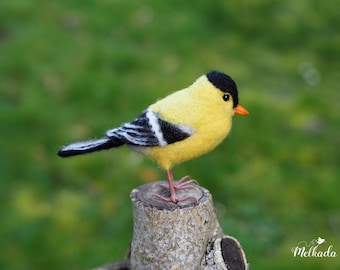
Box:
[206,71,238,107]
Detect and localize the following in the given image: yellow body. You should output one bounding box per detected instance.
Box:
[140,75,235,170]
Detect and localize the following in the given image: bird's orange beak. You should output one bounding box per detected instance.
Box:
[234,104,249,115]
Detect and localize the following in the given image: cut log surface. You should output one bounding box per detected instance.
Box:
[130,181,223,270]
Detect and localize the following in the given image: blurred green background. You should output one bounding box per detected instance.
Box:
[1,0,339,269]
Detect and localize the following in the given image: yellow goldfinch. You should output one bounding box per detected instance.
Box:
[58,71,249,203]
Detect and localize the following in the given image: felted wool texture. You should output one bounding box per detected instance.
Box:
[143,75,235,169]
[59,72,239,170]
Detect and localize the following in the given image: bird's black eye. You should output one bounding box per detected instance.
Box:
[222,93,230,101]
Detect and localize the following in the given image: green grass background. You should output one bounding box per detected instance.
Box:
[1,0,339,269]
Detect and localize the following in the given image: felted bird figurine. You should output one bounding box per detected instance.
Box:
[58,70,249,203]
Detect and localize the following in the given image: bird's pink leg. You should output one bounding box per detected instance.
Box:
[166,169,178,203]
[153,169,199,203]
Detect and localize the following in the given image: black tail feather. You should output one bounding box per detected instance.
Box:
[58,137,124,158]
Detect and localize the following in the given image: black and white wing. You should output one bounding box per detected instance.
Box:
[106,109,195,147]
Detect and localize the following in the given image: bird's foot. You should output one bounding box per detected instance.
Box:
[156,176,198,190]
[174,175,199,189]
[154,175,199,204]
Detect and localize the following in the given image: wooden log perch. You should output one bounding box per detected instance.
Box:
[94,181,248,270]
